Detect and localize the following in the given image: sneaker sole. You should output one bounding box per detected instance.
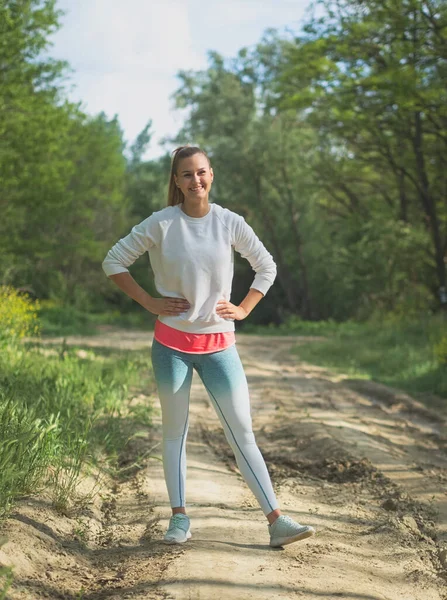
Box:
[270,526,315,548]
[163,530,192,545]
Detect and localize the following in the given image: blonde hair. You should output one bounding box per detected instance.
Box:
[167,145,211,206]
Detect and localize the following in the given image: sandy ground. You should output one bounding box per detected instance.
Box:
[1,330,446,600]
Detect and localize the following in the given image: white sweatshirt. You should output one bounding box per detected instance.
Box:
[102,202,277,333]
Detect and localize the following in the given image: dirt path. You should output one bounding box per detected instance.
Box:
[1,331,446,599]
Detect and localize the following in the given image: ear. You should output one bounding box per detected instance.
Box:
[210,168,214,181]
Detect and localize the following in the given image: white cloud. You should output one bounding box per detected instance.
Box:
[69,70,184,149]
[55,0,204,73]
[51,0,207,156]
[50,0,312,158]
[189,0,304,27]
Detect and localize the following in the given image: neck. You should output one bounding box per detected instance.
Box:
[181,199,210,218]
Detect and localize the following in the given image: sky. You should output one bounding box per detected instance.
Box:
[50,0,313,159]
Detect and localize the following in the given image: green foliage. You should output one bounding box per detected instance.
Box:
[38,301,155,336]
[166,9,447,321]
[0,286,40,342]
[287,314,447,403]
[2,0,446,328]
[38,301,98,336]
[277,0,447,314]
[0,1,128,309]
[0,397,59,517]
[246,313,447,404]
[0,333,155,518]
[433,335,447,366]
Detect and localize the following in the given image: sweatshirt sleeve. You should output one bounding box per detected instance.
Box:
[232,214,277,296]
[102,215,159,277]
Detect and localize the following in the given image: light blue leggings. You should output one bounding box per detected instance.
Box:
[151,338,279,516]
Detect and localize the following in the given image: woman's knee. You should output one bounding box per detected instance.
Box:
[161,414,189,441]
[224,426,256,449]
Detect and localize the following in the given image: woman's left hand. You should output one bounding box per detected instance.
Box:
[216,300,248,321]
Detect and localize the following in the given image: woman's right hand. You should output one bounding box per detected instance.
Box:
[147,297,191,316]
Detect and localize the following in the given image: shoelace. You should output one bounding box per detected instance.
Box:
[168,514,188,531]
[271,516,302,532]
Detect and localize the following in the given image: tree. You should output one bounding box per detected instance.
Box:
[0,1,128,308]
[171,50,317,321]
[277,0,447,309]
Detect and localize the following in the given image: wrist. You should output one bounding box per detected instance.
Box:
[141,293,154,311]
[238,304,250,317]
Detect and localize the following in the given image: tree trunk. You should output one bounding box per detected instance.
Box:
[254,175,300,314]
[281,166,313,319]
[413,110,446,300]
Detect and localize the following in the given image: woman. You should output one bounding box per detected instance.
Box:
[102,145,315,548]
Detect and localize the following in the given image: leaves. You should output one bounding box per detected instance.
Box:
[2,0,446,321]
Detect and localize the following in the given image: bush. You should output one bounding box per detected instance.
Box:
[38,301,96,336]
[434,335,447,366]
[38,301,156,336]
[0,340,154,517]
[0,286,40,343]
[0,290,155,517]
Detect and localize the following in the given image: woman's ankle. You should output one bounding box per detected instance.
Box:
[172,507,186,516]
[266,509,281,525]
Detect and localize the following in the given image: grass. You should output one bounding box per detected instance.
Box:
[5,294,445,523]
[0,291,157,595]
[39,303,156,336]
[40,303,447,404]
[0,339,155,519]
[244,313,447,407]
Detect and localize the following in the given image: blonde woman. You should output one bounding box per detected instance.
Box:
[102,146,315,548]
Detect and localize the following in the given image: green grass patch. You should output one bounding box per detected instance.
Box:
[39,303,156,336]
[244,314,447,406]
[0,339,155,519]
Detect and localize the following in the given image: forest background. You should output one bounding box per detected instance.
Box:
[1,0,447,400]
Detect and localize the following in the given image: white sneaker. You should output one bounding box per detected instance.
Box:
[163,514,192,544]
[269,515,315,547]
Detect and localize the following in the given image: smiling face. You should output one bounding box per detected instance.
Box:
[174,153,214,201]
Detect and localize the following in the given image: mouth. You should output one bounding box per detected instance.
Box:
[189,186,204,193]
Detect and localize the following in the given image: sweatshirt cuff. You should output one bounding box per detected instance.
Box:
[250,277,273,296]
[102,262,130,277]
